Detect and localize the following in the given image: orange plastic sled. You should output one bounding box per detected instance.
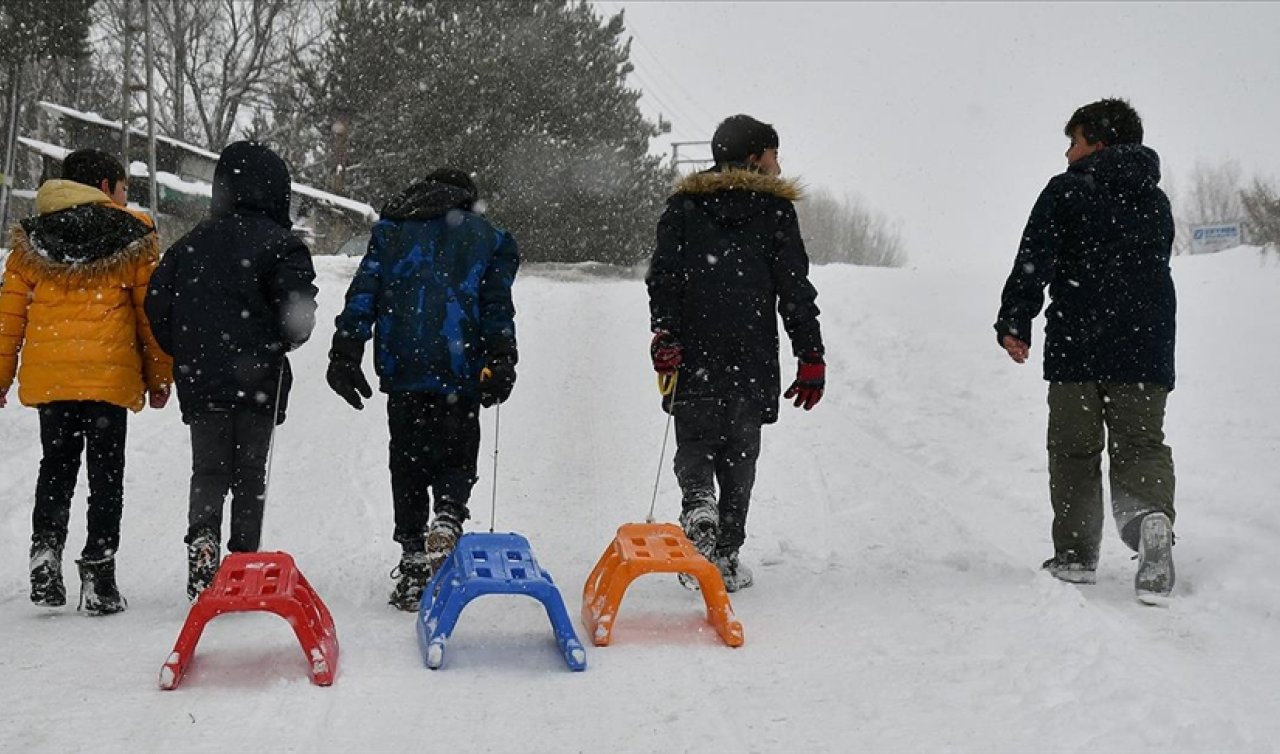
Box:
[159,551,339,689]
[581,522,744,647]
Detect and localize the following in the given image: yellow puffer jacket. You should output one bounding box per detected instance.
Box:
[0,180,172,411]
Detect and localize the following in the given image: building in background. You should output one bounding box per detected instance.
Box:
[9,101,376,255]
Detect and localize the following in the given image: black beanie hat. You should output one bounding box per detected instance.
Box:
[711,114,779,165]
[425,168,478,202]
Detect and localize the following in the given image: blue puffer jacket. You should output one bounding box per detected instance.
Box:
[333,180,518,397]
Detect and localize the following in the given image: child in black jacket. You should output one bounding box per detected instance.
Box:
[145,142,318,600]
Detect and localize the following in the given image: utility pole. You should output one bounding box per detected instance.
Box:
[119,0,158,219]
[120,0,133,166]
[144,0,158,219]
[0,62,23,233]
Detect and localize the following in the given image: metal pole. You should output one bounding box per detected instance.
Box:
[119,0,132,167]
[144,0,158,219]
[0,62,23,233]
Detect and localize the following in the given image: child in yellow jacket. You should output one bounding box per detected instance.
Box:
[0,149,172,615]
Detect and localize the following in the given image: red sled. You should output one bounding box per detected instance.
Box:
[159,551,339,690]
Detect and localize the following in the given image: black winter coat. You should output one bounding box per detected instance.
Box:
[995,145,1176,389]
[647,167,823,424]
[145,142,318,422]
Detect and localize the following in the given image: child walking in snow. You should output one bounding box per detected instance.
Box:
[145,141,317,600]
[646,114,825,592]
[0,148,173,615]
[994,98,1177,602]
[327,168,519,611]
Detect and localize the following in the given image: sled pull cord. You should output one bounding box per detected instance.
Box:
[647,371,679,523]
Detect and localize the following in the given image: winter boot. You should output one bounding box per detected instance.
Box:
[77,556,127,615]
[677,503,718,589]
[1041,551,1098,585]
[679,503,718,560]
[187,531,222,601]
[715,549,754,593]
[1135,512,1175,603]
[425,514,463,577]
[389,551,431,612]
[29,538,66,607]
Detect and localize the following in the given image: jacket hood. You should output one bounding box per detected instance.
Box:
[1070,144,1162,192]
[17,182,153,268]
[379,180,476,221]
[673,167,803,225]
[34,179,114,215]
[211,141,293,228]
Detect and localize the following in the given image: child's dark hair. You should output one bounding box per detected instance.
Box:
[61,149,127,192]
[712,114,779,165]
[1065,98,1144,147]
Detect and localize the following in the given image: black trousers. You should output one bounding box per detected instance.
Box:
[387,392,480,551]
[33,401,128,561]
[187,409,274,552]
[672,398,763,554]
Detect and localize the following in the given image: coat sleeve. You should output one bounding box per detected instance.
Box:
[268,234,319,352]
[770,201,823,357]
[131,236,173,392]
[331,224,386,358]
[143,243,177,356]
[478,229,519,362]
[0,248,33,390]
[994,178,1064,347]
[645,196,686,335]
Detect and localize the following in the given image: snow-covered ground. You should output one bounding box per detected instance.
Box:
[2,248,1279,752]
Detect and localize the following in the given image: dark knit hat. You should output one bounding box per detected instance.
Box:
[424,168,478,202]
[711,114,779,165]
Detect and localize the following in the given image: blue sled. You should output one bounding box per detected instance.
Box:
[416,531,587,671]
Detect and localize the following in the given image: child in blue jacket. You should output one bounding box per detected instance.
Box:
[327,169,519,611]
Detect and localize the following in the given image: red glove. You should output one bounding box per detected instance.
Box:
[149,385,171,409]
[650,330,683,374]
[784,352,825,410]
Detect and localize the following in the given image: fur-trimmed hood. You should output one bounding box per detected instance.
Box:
[7,223,159,286]
[673,168,803,227]
[674,168,803,202]
[10,179,157,283]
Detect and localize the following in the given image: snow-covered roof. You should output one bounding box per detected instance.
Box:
[39,101,220,160]
[26,103,379,221]
[290,182,377,222]
[127,160,214,198]
[17,136,70,161]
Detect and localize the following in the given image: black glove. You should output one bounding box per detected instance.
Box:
[479,357,516,408]
[327,352,372,410]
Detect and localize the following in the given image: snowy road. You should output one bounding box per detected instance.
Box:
[2,251,1278,752]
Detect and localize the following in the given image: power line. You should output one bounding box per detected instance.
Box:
[625,24,720,133]
[628,65,703,136]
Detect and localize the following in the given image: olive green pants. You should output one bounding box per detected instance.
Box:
[1047,382,1175,561]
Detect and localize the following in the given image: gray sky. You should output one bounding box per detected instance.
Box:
[593,1,1280,271]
